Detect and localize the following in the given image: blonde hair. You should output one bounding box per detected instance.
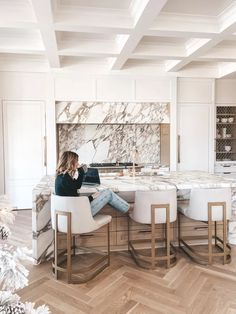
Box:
[56,151,78,177]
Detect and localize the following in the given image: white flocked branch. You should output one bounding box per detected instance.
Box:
[0,195,50,314]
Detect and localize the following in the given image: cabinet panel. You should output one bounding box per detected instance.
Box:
[178,104,209,171]
[55,76,96,100]
[178,78,213,103]
[117,228,174,246]
[216,79,236,104]
[58,231,117,248]
[3,101,46,208]
[135,78,171,101]
[96,77,134,101]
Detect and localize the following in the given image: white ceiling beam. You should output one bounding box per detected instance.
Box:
[110,0,168,70]
[31,0,60,68]
[166,4,236,72]
[218,62,236,78]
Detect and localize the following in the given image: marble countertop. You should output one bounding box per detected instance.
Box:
[33,171,236,194]
[32,171,236,263]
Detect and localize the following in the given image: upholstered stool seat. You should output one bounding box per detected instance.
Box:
[128,189,177,269]
[51,194,112,283]
[178,188,231,265]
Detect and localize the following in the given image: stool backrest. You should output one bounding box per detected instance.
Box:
[132,189,177,224]
[51,194,97,234]
[188,188,231,221]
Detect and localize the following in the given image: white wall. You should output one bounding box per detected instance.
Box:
[0,100,4,194]
[0,72,175,194]
[54,73,173,102]
[215,79,236,104]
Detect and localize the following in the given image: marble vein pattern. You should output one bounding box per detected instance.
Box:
[58,124,160,164]
[32,177,55,264]
[56,101,170,124]
[32,171,236,264]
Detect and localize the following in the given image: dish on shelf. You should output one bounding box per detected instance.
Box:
[225,145,232,152]
[228,117,234,123]
[216,118,220,123]
[221,118,228,123]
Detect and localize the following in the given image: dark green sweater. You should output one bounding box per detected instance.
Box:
[55,167,93,201]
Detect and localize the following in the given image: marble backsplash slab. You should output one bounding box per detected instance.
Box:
[58,124,161,164]
[56,101,170,124]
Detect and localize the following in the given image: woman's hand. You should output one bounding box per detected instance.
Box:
[92,192,100,199]
[80,164,88,173]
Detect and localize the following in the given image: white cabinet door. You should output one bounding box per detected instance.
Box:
[178,104,210,171]
[3,101,46,209]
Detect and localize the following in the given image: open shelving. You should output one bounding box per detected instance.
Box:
[216,106,236,162]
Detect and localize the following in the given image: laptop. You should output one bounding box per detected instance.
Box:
[82,168,101,186]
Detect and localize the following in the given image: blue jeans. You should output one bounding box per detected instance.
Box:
[91,189,129,216]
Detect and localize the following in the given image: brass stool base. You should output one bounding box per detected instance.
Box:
[128,203,177,270]
[178,207,231,266]
[179,237,231,265]
[129,239,177,269]
[52,245,110,284]
[53,211,111,284]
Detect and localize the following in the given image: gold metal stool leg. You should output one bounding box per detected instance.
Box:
[208,203,213,265]
[166,205,171,268]
[128,204,176,269]
[179,202,231,265]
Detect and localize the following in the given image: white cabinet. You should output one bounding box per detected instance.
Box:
[3,101,46,209]
[215,163,236,178]
[178,104,211,171]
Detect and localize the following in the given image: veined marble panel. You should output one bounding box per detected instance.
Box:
[56,101,170,124]
[58,124,160,164]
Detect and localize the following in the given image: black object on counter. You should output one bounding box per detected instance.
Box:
[90,162,138,167]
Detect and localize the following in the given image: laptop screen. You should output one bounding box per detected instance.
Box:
[83,168,100,185]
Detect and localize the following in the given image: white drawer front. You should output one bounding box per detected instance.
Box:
[215,164,236,173]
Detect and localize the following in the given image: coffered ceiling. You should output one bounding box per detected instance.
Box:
[1,0,236,77]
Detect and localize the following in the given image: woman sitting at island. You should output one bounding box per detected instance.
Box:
[55,151,131,216]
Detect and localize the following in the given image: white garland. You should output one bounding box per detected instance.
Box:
[0,195,50,314]
[0,195,15,225]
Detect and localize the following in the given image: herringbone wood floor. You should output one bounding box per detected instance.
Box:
[10,210,236,314]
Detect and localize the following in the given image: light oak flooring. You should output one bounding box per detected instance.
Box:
[9,210,236,314]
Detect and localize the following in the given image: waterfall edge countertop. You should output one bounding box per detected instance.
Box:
[33,170,236,193]
[32,171,236,264]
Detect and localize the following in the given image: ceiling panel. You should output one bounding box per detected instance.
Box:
[0,0,235,76]
[162,0,234,17]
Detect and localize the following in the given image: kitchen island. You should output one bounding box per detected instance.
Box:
[32,171,236,264]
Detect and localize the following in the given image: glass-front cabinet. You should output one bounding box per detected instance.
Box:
[215,105,236,177]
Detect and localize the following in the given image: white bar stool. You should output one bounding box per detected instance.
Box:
[178,188,231,265]
[51,194,112,283]
[128,189,177,269]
